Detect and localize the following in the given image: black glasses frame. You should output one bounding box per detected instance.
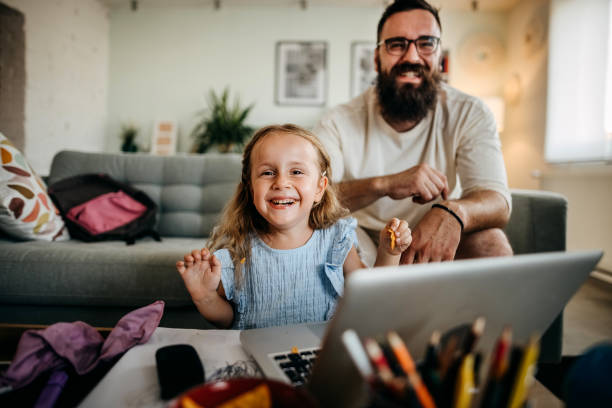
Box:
[377,36,441,56]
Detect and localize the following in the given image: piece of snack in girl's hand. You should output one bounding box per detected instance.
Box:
[387,228,396,250]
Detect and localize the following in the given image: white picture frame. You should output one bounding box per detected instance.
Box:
[150,120,177,155]
[275,41,327,106]
[350,41,377,99]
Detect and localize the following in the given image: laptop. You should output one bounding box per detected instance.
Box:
[240,250,603,408]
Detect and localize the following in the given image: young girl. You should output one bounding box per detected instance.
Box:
[176,124,411,329]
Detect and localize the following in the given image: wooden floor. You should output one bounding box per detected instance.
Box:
[563,276,612,355]
[530,276,612,407]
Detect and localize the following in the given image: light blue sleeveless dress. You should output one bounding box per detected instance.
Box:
[215,217,358,330]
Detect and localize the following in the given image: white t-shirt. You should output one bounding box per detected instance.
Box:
[313,84,511,232]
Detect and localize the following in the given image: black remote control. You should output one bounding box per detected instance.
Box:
[155,344,205,400]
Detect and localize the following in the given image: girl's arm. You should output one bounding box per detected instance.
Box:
[374,218,412,267]
[176,248,234,328]
[343,245,366,278]
[191,283,234,329]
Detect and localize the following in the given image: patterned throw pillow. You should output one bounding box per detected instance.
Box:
[0,132,69,241]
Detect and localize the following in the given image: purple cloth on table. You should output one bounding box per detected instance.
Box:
[0,300,164,390]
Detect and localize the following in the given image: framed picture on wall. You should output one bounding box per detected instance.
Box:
[350,41,377,98]
[440,49,450,83]
[151,120,177,155]
[275,41,327,106]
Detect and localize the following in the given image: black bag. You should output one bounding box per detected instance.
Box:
[48,173,161,245]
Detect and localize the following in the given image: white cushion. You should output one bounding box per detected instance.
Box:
[0,132,69,241]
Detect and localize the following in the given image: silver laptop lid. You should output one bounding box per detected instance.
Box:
[308,250,602,408]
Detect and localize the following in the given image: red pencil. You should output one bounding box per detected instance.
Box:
[363,338,404,395]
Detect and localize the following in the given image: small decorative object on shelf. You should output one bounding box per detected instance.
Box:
[191,87,254,153]
[120,123,139,153]
[151,120,177,156]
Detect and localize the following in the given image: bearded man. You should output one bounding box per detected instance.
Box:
[314,0,513,265]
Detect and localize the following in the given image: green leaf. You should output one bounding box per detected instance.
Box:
[191,87,254,153]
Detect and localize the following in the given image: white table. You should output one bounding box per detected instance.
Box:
[79,327,260,408]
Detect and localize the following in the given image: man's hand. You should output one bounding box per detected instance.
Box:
[400,206,462,264]
[386,164,449,204]
[336,163,450,212]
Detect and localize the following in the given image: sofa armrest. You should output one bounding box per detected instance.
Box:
[504,189,568,363]
[505,189,567,254]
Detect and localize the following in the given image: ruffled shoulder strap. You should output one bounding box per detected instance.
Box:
[329,217,358,266]
[323,217,358,297]
[214,248,237,301]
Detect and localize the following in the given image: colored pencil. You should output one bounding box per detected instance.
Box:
[507,335,540,408]
[364,337,404,395]
[387,330,437,408]
[341,329,376,385]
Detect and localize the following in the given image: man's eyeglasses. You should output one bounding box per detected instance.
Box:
[377,36,440,56]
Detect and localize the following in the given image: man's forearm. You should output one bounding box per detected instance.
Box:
[439,190,510,233]
[336,177,387,212]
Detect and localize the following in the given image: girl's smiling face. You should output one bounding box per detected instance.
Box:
[250,131,328,235]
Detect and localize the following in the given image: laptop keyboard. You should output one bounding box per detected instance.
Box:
[269,347,320,386]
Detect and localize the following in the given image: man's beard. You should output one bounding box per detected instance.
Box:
[376,61,441,124]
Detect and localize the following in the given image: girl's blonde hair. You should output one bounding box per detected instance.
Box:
[207,124,349,288]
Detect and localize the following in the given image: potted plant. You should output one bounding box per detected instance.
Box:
[191,88,254,153]
[120,123,139,153]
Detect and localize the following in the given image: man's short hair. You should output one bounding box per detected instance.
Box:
[376,0,442,42]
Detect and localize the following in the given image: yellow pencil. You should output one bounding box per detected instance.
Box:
[453,354,475,408]
[507,336,540,408]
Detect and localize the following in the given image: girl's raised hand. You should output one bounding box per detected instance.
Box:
[176,248,222,302]
[379,218,412,256]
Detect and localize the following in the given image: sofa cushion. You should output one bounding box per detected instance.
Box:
[505,189,567,254]
[0,133,69,241]
[0,237,205,308]
[48,151,242,238]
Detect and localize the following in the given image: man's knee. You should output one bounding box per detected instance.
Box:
[456,228,513,259]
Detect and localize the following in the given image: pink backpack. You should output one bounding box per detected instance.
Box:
[48,174,160,245]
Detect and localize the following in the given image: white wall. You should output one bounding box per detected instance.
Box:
[3,0,109,175]
[107,4,507,153]
[501,0,550,190]
[107,5,380,152]
[540,167,612,272]
[440,9,508,97]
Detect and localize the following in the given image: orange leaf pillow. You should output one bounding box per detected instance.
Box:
[0,132,69,241]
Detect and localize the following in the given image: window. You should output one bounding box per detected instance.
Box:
[607,2,612,141]
[545,0,612,163]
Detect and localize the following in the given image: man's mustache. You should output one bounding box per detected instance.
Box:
[390,62,427,77]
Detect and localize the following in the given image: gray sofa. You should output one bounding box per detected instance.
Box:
[0,150,567,361]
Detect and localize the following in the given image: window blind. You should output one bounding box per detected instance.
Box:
[545,0,612,163]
